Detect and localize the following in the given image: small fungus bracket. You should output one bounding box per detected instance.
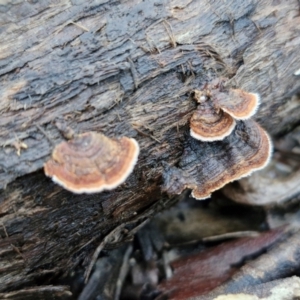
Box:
[190,93,236,141]
[213,89,260,120]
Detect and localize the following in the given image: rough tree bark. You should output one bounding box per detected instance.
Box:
[0,0,299,296]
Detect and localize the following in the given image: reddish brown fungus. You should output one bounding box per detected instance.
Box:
[190,90,236,141]
[44,132,139,193]
[213,89,260,120]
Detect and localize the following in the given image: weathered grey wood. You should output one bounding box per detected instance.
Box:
[0,0,299,294]
[0,286,72,300]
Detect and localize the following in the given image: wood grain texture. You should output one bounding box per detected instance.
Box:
[0,0,299,294]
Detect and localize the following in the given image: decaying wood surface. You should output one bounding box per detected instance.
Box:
[0,0,300,295]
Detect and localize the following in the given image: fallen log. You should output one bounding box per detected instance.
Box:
[0,0,299,295]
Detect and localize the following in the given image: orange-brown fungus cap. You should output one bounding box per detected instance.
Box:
[213,89,260,120]
[44,132,139,193]
[163,120,272,200]
[190,90,236,141]
[190,105,236,142]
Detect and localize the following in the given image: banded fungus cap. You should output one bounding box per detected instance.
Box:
[213,89,260,120]
[44,132,139,193]
[163,120,272,200]
[190,106,236,142]
[190,90,236,142]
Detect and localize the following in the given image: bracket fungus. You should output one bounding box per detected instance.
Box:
[190,83,260,142]
[190,90,236,141]
[163,120,272,200]
[44,132,139,194]
[213,89,260,120]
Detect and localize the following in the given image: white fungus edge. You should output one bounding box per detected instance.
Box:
[50,138,140,194]
[190,119,236,142]
[221,93,260,120]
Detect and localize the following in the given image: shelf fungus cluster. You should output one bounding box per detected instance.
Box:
[190,87,259,141]
[163,82,272,200]
[44,132,139,194]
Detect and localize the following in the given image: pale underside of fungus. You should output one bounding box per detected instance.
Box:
[190,86,260,142]
[44,132,139,194]
[163,119,272,200]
